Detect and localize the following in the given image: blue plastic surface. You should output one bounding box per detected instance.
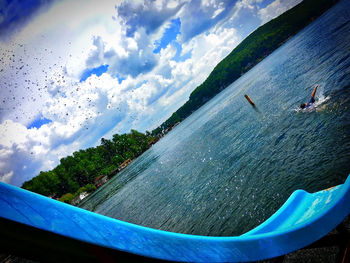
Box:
[0,176,350,262]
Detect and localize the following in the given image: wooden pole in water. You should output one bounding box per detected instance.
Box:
[244,94,255,107]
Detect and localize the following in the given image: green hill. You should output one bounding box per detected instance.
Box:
[152,0,338,135]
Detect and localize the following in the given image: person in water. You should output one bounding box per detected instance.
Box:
[300,84,318,109]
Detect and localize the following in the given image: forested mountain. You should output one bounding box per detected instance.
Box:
[152,0,338,135]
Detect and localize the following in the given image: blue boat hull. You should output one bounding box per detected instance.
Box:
[0,175,349,262]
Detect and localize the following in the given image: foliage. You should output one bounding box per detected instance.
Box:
[152,0,338,135]
[58,193,74,204]
[22,130,154,198]
[77,184,96,194]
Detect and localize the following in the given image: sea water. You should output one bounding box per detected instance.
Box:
[80,0,350,236]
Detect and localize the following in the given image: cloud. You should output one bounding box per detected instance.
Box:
[83,28,159,79]
[115,0,185,37]
[114,0,244,43]
[177,0,237,42]
[85,36,108,69]
[115,0,238,44]
[258,0,303,24]
[0,78,127,186]
[0,171,14,184]
[0,120,54,185]
[106,28,159,78]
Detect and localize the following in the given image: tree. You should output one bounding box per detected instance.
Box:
[22,130,154,198]
[59,193,74,204]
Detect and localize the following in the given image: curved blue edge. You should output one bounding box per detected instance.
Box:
[0,175,349,262]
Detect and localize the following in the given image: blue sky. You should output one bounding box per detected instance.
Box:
[0,0,302,186]
[154,18,181,54]
[27,114,52,129]
[80,64,109,82]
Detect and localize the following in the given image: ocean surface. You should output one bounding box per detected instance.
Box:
[80,0,350,236]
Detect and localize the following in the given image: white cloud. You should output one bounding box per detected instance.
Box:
[0,120,28,148]
[0,171,14,183]
[0,119,67,184]
[115,0,184,37]
[258,0,302,24]
[212,7,225,19]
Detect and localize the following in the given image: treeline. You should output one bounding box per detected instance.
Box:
[22,130,154,200]
[152,0,338,135]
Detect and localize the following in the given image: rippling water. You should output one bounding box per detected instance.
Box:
[80,0,350,236]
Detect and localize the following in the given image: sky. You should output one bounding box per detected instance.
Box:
[0,0,302,186]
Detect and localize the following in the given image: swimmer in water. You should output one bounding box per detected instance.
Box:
[300,84,318,109]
